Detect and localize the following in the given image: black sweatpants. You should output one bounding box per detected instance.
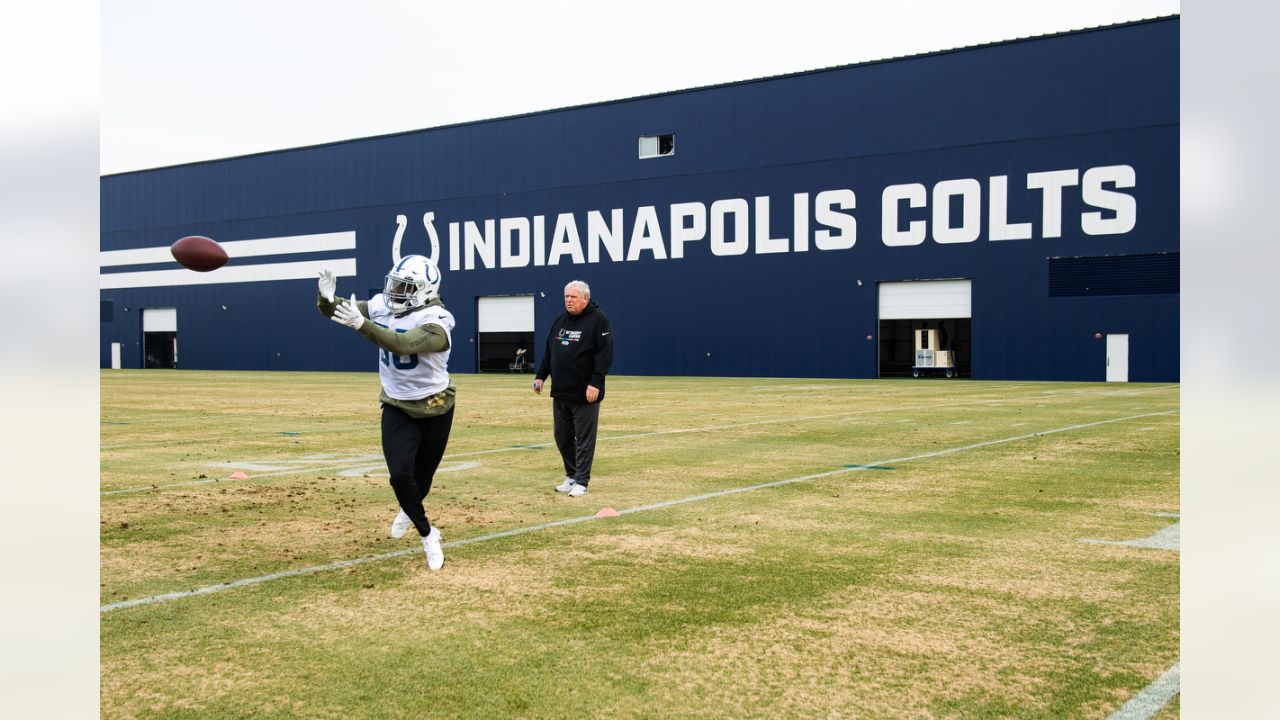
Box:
[552,397,600,485]
[381,404,454,537]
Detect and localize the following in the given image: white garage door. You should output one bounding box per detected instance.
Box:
[878,280,971,319]
[142,307,177,332]
[478,295,534,332]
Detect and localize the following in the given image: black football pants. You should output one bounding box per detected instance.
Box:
[552,397,600,486]
[381,404,454,537]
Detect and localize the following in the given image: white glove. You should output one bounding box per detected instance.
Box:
[317,270,337,302]
[331,294,365,330]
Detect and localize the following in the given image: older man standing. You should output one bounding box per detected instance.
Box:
[533,280,614,497]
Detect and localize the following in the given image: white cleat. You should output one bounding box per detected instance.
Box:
[554,477,575,493]
[390,510,411,539]
[568,483,588,497]
[422,527,444,571]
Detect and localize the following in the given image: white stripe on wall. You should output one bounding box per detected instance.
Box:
[100,231,357,267]
[100,258,358,289]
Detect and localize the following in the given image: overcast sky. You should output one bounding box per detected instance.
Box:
[100,0,1180,174]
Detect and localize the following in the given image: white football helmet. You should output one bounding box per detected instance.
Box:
[383,255,441,313]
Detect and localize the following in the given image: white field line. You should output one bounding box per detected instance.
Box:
[100,384,1180,450]
[1079,521,1180,552]
[101,409,1176,613]
[103,384,1178,496]
[102,448,527,496]
[1106,662,1180,720]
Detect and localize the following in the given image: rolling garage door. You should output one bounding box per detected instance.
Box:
[477,295,535,372]
[477,295,534,332]
[878,280,971,319]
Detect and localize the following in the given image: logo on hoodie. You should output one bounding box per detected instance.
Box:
[557,329,583,345]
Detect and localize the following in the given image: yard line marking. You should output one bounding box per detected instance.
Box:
[99,514,603,613]
[1106,662,1179,720]
[103,449,528,494]
[101,409,1175,613]
[100,384,1179,452]
[104,385,1178,496]
[104,445,559,494]
[622,411,1177,517]
[747,384,852,391]
[1080,516,1180,552]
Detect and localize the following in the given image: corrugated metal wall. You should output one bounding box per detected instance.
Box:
[100,17,1179,381]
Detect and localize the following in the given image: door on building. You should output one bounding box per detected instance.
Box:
[1106,334,1129,382]
[877,279,972,377]
[142,307,178,369]
[477,295,535,372]
[110,342,122,370]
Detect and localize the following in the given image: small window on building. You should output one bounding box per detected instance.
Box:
[639,133,675,159]
[100,300,114,323]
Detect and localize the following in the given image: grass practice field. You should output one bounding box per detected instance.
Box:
[100,371,1180,719]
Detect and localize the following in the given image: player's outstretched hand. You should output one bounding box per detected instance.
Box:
[331,294,365,330]
[318,270,337,301]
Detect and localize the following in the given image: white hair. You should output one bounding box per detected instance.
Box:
[564,280,591,298]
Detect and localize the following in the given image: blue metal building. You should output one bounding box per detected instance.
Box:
[100,16,1178,381]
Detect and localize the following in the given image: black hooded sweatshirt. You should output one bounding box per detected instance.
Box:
[535,300,613,403]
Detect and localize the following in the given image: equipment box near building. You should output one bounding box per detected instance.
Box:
[913,329,956,378]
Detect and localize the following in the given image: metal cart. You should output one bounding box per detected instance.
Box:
[912,349,956,378]
[912,327,956,377]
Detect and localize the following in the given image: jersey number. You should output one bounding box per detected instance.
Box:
[375,323,419,370]
[381,350,419,370]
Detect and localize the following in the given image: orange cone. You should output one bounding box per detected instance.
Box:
[229,471,248,479]
[595,507,620,518]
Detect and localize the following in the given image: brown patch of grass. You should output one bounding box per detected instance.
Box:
[246,547,588,644]
[578,526,756,563]
[906,546,1136,604]
[631,585,1064,717]
[101,643,263,719]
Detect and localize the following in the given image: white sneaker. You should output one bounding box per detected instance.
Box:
[422,527,444,571]
[568,483,588,497]
[390,510,411,539]
[554,477,575,493]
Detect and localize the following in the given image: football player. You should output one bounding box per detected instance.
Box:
[317,256,454,570]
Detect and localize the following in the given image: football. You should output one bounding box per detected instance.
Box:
[171,235,229,272]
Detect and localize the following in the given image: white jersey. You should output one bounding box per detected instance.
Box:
[366,294,454,400]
